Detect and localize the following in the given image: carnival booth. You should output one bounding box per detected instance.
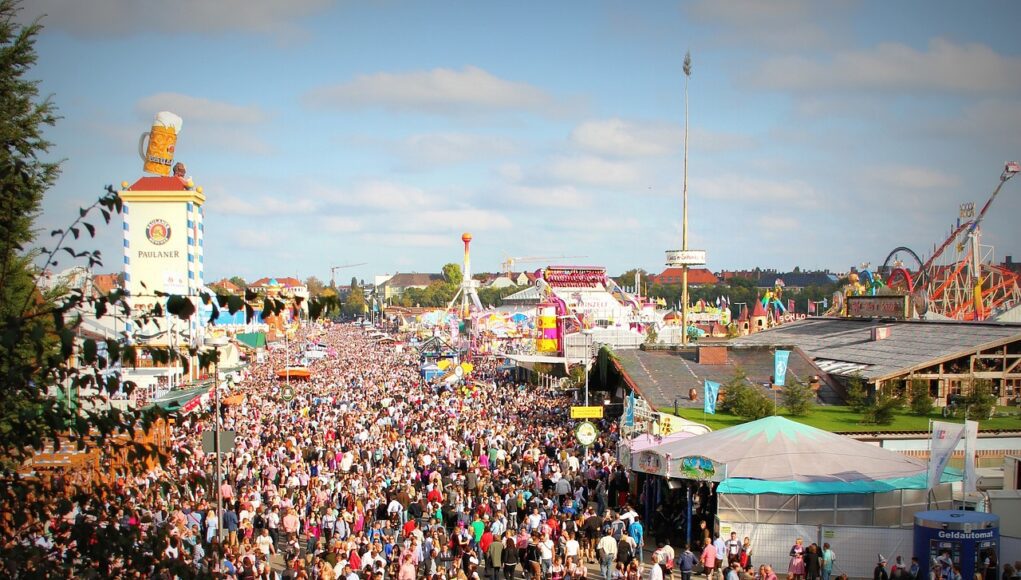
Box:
[632,416,960,580]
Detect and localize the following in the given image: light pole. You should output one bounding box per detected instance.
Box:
[681,51,692,346]
[205,335,229,545]
[582,329,594,406]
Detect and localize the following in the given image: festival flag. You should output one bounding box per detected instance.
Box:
[788,299,795,312]
[808,301,816,314]
[964,420,979,493]
[625,391,635,427]
[823,297,828,309]
[928,421,965,489]
[704,380,720,414]
[774,350,791,386]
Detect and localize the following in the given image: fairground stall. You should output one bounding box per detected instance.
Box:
[631,416,960,579]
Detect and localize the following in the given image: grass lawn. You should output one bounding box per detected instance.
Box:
[671,405,1021,433]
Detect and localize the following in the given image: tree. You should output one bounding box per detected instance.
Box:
[304,275,325,296]
[845,373,868,412]
[964,378,996,420]
[781,378,816,416]
[864,387,903,425]
[0,0,60,389]
[614,268,649,290]
[442,262,462,287]
[909,378,934,416]
[342,284,367,317]
[228,275,247,290]
[719,367,772,420]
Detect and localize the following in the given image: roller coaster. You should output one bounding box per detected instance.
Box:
[876,161,1021,321]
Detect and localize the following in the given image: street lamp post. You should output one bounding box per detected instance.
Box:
[681,51,692,346]
[205,335,229,545]
[581,329,594,406]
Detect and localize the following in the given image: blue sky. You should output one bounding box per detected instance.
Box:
[25,0,1021,285]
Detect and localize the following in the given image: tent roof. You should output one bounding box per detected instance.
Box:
[235,332,266,349]
[647,416,956,494]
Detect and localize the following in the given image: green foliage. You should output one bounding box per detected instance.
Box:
[845,373,868,412]
[442,262,463,287]
[909,378,935,416]
[228,275,247,290]
[719,367,772,420]
[863,387,904,425]
[569,363,587,387]
[964,379,996,420]
[781,378,816,416]
[477,284,524,308]
[343,284,367,316]
[304,275,326,296]
[645,324,658,345]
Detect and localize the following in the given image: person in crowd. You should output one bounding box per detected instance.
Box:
[789,538,807,580]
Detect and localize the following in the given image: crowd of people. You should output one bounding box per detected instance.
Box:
[8,321,655,578]
[5,320,1016,579]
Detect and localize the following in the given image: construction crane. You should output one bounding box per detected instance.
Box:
[330,263,367,287]
[501,255,587,274]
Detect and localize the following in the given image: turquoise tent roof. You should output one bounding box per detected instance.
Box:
[647,416,962,495]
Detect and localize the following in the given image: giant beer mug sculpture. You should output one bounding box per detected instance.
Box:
[138,111,183,176]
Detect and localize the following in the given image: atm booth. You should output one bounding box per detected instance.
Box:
[914,511,999,580]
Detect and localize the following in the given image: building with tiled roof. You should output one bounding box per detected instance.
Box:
[209,278,242,296]
[379,272,444,301]
[91,273,123,295]
[651,267,719,287]
[247,277,309,307]
[756,270,838,290]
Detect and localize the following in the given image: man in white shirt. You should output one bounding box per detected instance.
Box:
[256,528,275,557]
[565,531,581,565]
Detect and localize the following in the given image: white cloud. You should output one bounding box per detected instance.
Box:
[26,0,332,38]
[314,181,438,210]
[319,216,362,234]
[209,193,318,217]
[751,38,1021,94]
[398,132,518,166]
[359,233,451,248]
[548,156,642,188]
[571,119,752,158]
[571,118,680,157]
[865,165,962,190]
[686,0,844,50]
[229,229,276,250]
[305,66,558,115]
[388,209,513,233]
[135,93,269,125]
[693,174,821,208]
[502,185,588,208]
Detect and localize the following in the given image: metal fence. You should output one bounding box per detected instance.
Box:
[722,521,913,580]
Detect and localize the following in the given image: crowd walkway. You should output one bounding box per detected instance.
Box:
[13,322,653,579]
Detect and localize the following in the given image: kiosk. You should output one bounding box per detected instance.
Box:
[914,511,999,580]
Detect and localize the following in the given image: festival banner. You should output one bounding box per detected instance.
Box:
[774,350,791,386]
[624,391,635,427]
[704,380,720,414]
[808,301,816,314]
[928,420,965,490]
[964,420,979,493]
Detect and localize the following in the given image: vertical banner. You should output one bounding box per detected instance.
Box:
[774,349,791,387]
[704,380,720,414]
[928,420,965,489]
[964,420,979,493]
[624,391,635,427]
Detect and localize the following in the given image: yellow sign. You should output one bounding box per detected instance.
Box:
[570,406,604,419]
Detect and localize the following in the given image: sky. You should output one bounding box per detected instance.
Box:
[23,0,1021,285]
